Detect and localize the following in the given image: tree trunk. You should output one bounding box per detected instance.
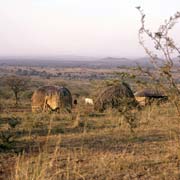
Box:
[14,91,18,106]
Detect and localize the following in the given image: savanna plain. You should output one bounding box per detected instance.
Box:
[0,63,180,180]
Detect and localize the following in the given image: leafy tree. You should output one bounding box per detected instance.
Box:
[5,76,30,105]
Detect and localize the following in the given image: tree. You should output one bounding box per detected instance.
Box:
[5,76,30,105]
[136,7,180,115]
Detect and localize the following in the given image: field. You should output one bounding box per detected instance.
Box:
[0,63,180,180]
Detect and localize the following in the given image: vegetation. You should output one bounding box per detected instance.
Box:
[4,76,30,105]
[137,7,180,115]
[0,74,180,179]
[0,9,180,180]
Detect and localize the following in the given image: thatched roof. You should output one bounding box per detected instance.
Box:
[134,89,165,98]
[59,86,71,96]
[94,82,138,112]
[59,86,72,109]
[32,85,72,112]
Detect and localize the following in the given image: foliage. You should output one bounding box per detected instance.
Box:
[0,117,21,150]
[136,7,180,116]
[4,76,30,105]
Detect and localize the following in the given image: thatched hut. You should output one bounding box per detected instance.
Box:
[31,86,72,112]
[134,89,167,106]
[58,87,72,112]
[94,82,138,112]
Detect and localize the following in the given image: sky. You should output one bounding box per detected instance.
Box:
[0,0,180,58]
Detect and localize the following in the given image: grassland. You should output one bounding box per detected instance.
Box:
[0,66,180,180]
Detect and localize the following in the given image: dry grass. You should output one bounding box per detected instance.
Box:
[1,76,180,179]
[0,101,180,179]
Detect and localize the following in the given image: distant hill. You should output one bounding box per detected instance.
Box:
[0,56,179,68]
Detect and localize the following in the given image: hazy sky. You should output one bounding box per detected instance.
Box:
[0,0,180,57]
